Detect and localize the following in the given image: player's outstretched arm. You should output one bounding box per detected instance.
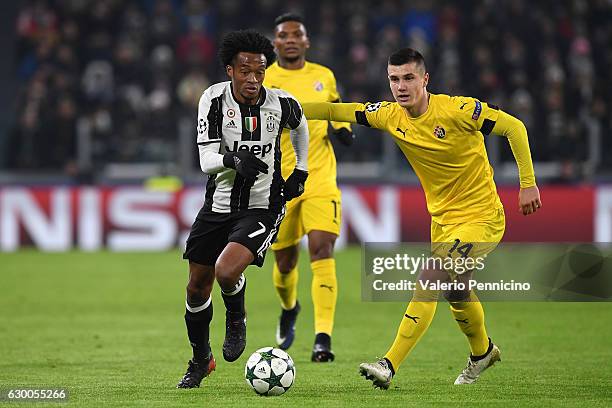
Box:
[303,102,363,124]
[304,101,390,131]
[328,103,355,146]
[491,111,542,215]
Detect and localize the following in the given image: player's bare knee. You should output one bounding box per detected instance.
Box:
[186,263,214,301]
[216,274,240,292]
[186,280,212,303]
[276,254,297,273]
[214,259,239,290]
[274,245,298,273]
[213,265,231,288]
[309,240,334,261]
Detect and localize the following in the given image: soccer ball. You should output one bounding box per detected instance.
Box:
[244,347,295,396]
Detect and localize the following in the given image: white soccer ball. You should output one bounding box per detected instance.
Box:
[244,347,295,396]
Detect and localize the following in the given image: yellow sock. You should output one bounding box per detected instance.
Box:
[311,258,337,335]
[449,291,489,356]
[272,262,298,310]
[384,288,438,371]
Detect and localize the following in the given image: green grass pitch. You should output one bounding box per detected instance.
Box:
[1,248,611,407]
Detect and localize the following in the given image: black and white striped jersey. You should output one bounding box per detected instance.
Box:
[196,81,308,214]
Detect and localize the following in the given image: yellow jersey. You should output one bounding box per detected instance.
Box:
[264,61,351,197]
[358,94,509,224]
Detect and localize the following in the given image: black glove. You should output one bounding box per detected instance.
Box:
[332,127,355,146]
[284,169,308,201]
[223,151,268,179]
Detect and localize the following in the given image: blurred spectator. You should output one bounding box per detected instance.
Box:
[149,0,180,46]
[6,0,612,179]
[81,60,114,103]
[177,69,210,109]
[16,0,58,62]
[176,27,215,73]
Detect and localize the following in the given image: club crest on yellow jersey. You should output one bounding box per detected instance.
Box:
[433,125,446,139]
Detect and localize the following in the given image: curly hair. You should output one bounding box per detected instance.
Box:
[219,30,276,67]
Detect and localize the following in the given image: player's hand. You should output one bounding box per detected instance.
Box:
[518,185,542,215]
[223,151,268,180]
[332,128,355,146]
[284,169,308,201]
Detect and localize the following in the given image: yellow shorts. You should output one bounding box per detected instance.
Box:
[271,192,342,250]
[430,208,506,267]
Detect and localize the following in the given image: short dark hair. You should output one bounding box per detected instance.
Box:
[219,30,276,67]
[274,12,304,27]
[388,48,426,72]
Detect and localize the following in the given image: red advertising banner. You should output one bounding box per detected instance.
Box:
[499,185,594,242]
[342,185,595,243]
[0,185,601,251]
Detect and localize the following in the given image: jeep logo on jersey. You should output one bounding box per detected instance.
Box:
[225,140,273,157]
[266,115,276,132]
[244,117,258,133]
[434,125,446,139]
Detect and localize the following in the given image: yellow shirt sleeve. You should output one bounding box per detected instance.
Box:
[449,96,500,135]
[302,101,393,130]
[449,96,535,188]
[303,102,359,122]
[491,110,537,188]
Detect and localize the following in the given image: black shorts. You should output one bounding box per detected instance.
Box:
[183,208,285,267]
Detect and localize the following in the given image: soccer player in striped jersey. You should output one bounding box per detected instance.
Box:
[177,30,310,388]
[303,48,542,388]
[263,13,354,362]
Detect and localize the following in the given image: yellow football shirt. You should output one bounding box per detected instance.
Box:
[359,94,507,224]
[264,61,350,197]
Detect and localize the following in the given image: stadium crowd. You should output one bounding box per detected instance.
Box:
[7,0,612,180]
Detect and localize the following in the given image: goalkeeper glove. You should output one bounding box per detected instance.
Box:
[223,151,268,180]
[332,127,355,146]
[284,169,308,201]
